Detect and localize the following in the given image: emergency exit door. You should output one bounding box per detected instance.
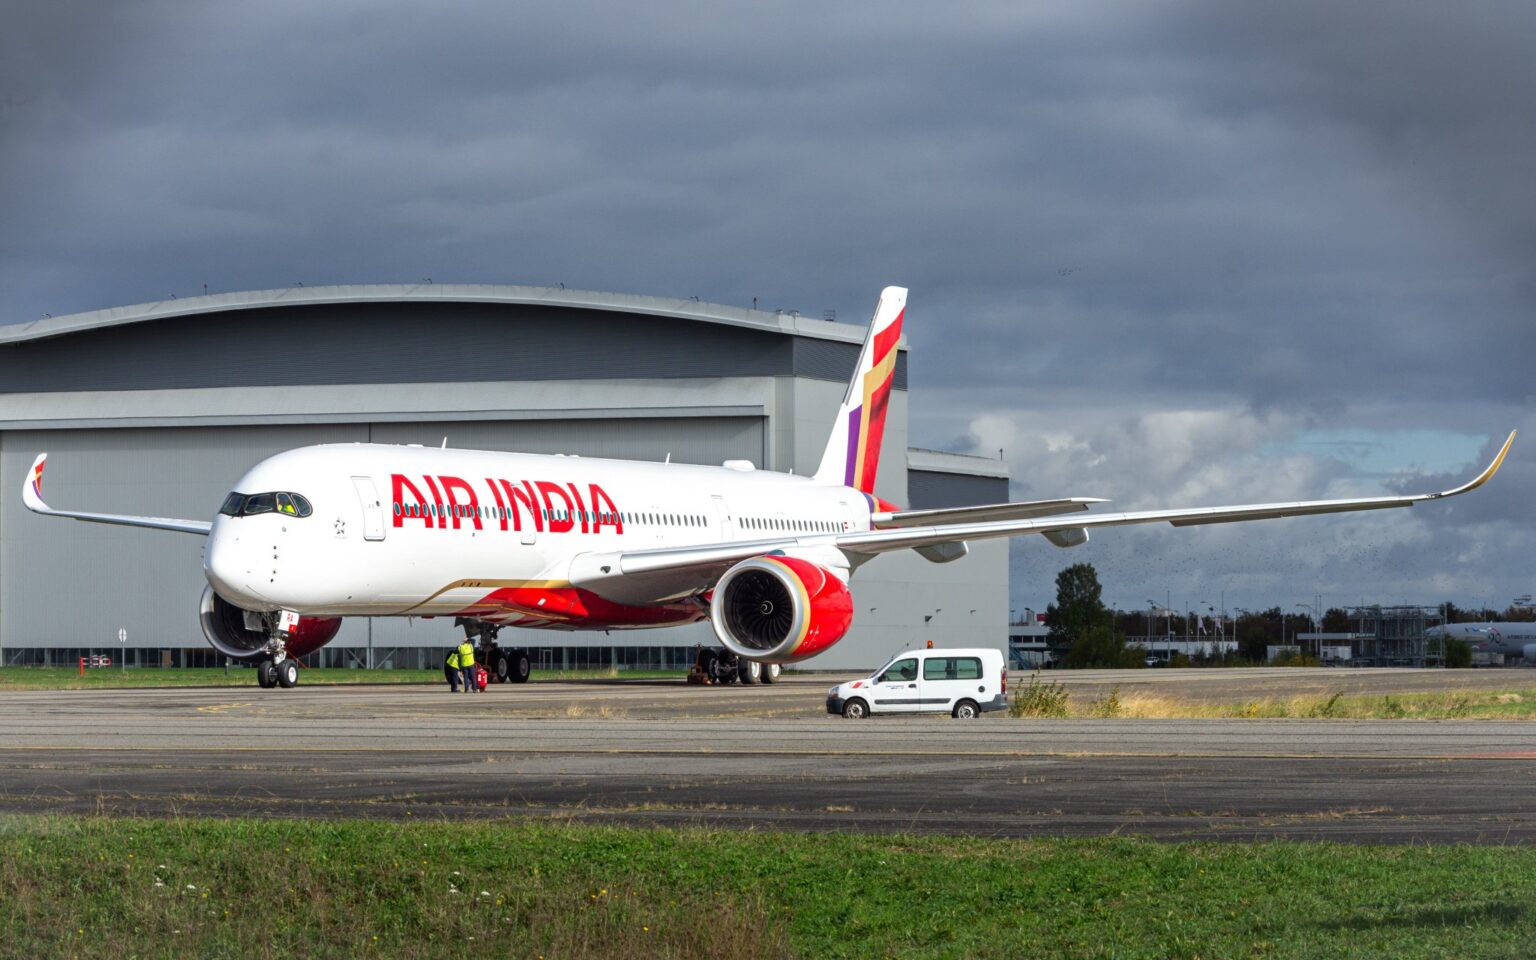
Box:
[352,476,386,541]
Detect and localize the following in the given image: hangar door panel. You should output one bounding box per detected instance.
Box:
[368,416,765,468]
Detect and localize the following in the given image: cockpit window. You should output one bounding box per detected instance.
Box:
[219,492,313,518]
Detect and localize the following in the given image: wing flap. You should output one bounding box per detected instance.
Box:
[872,497,1105,528]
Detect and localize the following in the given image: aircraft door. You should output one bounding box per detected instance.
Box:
[352,476,386,542]
[710,495,735,542]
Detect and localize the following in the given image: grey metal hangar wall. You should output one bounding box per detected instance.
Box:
[0,285,1008,671]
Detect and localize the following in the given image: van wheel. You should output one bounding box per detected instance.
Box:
[952,699,979,719]
[842,698,869,719]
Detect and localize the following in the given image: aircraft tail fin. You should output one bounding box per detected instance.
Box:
[813,286,906,493]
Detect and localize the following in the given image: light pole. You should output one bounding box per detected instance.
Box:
[1147,599,1167,662]
[1296,603,1319,660]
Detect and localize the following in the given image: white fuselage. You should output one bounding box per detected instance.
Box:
[1427,623,1536,662]
[204,443,872,628]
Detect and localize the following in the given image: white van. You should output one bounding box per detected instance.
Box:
[826,648,1008,719]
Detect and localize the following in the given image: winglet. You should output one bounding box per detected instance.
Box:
[22,453,49,513]
[1432,430,1516,499]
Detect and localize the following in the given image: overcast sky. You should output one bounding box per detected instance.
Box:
[3,1,1532,618]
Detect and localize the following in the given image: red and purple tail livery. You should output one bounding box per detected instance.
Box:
[815,286,905,495]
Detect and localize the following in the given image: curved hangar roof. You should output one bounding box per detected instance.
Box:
[0,284,906,394]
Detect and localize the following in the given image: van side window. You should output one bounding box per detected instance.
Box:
[923,657,982,681]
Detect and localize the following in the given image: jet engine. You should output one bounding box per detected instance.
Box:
[199,585,341,662]
[710,556,853,664]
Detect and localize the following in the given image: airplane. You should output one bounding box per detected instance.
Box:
[1424,623,1536,664]
[20,286,1518,689]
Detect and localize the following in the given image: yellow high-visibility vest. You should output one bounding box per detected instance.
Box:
[458,642,475,668]
[446,650,460,669]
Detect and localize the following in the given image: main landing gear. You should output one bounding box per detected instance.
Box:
[690,648,782,685]
[455,618,532,685]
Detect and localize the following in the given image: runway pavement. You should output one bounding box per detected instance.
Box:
[1,673,1534,842]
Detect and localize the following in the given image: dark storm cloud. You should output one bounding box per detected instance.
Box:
[1,1,1531,610]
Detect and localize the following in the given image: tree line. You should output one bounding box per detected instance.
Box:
[1038,562,1517,667]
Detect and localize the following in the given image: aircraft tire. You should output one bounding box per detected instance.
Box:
[508,650,531,684]
[760,663,780,684]
[276,659,299,688]
[257,661,277,689]
[494,653,510,684]
[737,660,761,684]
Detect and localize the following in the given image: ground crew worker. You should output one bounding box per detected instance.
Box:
[445,648,460,692]
[457,639,476,693]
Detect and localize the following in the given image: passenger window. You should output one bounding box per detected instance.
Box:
[923,657,982,681]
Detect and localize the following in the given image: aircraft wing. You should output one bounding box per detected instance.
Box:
[836,429,1517,555]
[576,430,1515,594]
[21,453,212,536]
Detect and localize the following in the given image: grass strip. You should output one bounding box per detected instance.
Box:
[0,666,684,690]
[2,816,1535,959]
[1010,674,1536,720]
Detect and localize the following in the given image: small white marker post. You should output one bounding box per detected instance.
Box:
[118,627,127,672]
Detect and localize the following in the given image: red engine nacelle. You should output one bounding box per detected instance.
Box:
[709,556,853,664]
[199,585,342,662]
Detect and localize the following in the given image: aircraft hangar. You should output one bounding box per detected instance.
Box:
[0,285,1008,671]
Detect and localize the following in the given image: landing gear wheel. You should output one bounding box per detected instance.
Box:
[952,699,979,719]
[508,649,531,683]
[495,654,511,684]
[276,659,299,688]
[737,659,762,685]
[760,663,781,684]
[696,649,718,679]
[842,697,869,719]
[257,661,277,689]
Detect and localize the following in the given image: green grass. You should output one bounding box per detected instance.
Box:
[0,666,684,690]
[2,817,1535,959]
[1067,687,1536,720]
[1002,672,1536,721]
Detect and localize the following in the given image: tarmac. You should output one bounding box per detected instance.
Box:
[1,669,1533,842]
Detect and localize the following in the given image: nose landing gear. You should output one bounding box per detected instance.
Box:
[255,610,300,690]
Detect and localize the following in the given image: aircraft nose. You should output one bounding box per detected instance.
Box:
[204,521,269,608]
